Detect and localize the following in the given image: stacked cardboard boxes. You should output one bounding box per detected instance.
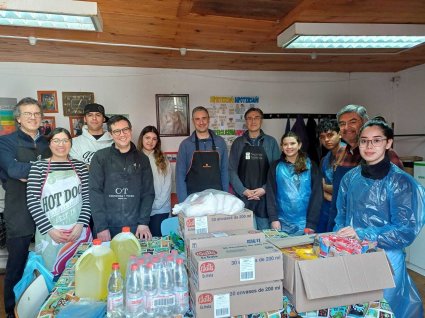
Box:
[178,209,284,317]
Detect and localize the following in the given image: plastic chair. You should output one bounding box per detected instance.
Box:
[14,271,49,318]
[161,217,179,236]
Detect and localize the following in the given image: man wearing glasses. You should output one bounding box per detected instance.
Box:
[70,103,113,165]
[89,115,154,241]
[229,108,280,230]
[327,105,403,231]
[0,97,50,318]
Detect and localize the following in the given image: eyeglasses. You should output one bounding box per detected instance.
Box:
[20,112,42,118]
[359,138,387,148]
[111,127,131,136]
[338,119,360,128]
[51,138,71,145]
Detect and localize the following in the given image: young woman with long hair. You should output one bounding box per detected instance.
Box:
[266,131,322,235]
[137,126,172,237]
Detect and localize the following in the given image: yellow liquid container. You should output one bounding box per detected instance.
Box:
[75,239,117,300]
[110,227,141,279]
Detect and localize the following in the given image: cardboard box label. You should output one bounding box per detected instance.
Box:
[195,216,208,234]
[213,294,230,318]
[240,257,255,281]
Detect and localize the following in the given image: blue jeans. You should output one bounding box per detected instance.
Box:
[254,216,270,230]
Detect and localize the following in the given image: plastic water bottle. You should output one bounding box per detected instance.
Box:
[107,263,124,318]
[125,263,143,318]
[143,262,158,317]
[174,258,189,315]
[125,255,138,280]
[157,259,175,316]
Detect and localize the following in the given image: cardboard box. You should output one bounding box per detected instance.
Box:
[190,242,283,290]
[190,279,283,318]
[184,229,265,256]
[280,249,395,312]
[178,209,254,237]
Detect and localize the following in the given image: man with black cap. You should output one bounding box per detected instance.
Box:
[70,103,113,165]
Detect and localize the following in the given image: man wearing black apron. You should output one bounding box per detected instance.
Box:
[229,108,280,230]
[0,98,50,318]
[176,106,229,202]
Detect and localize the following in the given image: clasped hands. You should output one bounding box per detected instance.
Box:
[243,188,266,201]
[48,223,84,244]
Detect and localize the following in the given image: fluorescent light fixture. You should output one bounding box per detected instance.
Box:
[278,23,425,49]
[0,0,102,32]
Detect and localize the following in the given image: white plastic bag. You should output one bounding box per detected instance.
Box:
[172,189,245,217]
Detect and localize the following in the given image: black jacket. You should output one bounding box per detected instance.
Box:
[0,129,50,238]
[89,142,155,233]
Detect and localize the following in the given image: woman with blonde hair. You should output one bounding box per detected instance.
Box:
[137,126,172,236]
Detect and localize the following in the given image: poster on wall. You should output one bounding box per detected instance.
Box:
[207,96,260,147]
[0,98,18,136]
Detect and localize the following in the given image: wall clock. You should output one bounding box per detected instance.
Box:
[62,92,95,116]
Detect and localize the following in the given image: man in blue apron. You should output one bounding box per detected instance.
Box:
[229,108,280,229]
[176,106,229,202]
[327,105,403,231]
[0,98,50,318]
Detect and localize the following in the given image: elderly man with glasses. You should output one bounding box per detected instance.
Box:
[326,105,403,231]
[89,115,155,241]
[0,97,51,318]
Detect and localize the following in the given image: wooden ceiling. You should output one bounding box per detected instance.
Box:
[0,0,425,72]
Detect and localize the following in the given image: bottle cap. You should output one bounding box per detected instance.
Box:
[93,238,101,245]
[176,258,184,265]
[122,226,130,232]
[146,262,153,269]
[131,263,138,271]
[112,262,120,270]
[137,258,145,265]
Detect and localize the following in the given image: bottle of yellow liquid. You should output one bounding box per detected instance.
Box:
[75,239,117,300]
[110,226,141,279]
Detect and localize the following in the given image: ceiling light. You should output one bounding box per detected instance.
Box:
[0,0,102,32]
[277,23,425,50]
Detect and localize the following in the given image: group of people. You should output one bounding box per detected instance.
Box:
[0,98,424,317]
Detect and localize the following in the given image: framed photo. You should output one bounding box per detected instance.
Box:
[37,91,58,113]
[62,92,94,116]
[40,116,56,136]
[156,94,189,137]
[69,115,85,137]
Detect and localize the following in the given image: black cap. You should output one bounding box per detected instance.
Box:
[84,103,109,122]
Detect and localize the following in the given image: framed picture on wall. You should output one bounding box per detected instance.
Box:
[37,90,58,113]
[62,92,94,116]
[40,116,56,136]
[69,115,85,137]
[156,94,190,137]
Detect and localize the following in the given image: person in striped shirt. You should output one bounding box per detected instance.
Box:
[27,127,92,276]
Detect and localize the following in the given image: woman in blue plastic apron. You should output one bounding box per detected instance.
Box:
[334,119,424,318]
[266,131,322,236]
[27,128,92,275]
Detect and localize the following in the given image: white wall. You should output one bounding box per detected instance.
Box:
[0,62,424,156]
